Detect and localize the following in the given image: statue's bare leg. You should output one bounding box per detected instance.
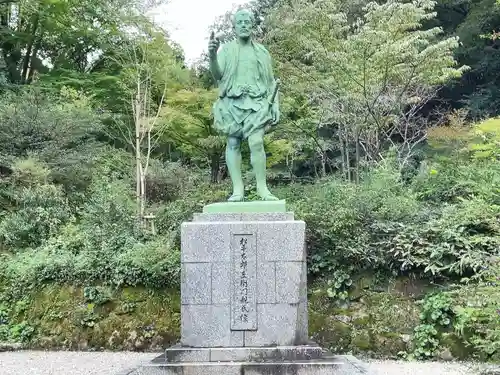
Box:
[226,136,245,202]
[248,129,279,201]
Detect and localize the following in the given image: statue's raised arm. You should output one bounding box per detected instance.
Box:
[208,31,222,82]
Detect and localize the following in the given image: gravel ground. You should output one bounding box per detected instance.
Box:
[367,360,481,375]
[0,351,484,375]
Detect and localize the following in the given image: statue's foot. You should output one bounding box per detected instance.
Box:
[228,193,244,202]
[258,190,279,201]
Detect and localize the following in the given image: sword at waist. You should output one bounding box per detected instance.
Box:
[269,79,281,105]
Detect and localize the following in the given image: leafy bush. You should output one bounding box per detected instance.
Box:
[0,174,181,300]
[284,157,499,285]
[145,161,204,203]
[419,117,500,205]
[412,159,500,204]
[0,88,105,189]
[112,235,180,289]
[0,317,34,343]
[0,159,72,250]
[290,162,422,278]
[155,179,229,234]
[373,197,500,278]
[407,260,500,361]
[468,117,500,161]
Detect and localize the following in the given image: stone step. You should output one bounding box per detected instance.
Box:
[164,345,325,363]
[132,354,369,375]
[134,359,359,375]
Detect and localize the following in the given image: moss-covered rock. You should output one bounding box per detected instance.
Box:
[440,333,473,360]
[10,285,180,351]
[308,281,420,358]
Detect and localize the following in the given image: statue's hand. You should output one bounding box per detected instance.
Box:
[208,31,220,59]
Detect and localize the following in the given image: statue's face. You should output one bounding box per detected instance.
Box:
[234,11,253,39]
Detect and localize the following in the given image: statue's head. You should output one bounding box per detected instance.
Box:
[232,9,254,40]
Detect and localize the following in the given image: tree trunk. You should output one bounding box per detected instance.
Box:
[0,8,20,83]
[320,151,326,177]
[21,14,39,83]
[345,132,351,182]
[338,126,347,181]
[135,96,142,224]
[27,37,42,83]
[140,164,146,222]
[355,125,360,184]
[210,153,220,183]
[286,153,295,182]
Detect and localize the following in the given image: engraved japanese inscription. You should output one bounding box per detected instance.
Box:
[230,233,257,331]
[239,237,250,323]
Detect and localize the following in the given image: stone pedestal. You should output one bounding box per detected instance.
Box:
[181,208,307,348]
[130,201,370,375]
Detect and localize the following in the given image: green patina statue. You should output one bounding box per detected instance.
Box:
[208,8,280,202]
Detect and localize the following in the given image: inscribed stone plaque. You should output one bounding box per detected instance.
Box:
[230,233,257,331]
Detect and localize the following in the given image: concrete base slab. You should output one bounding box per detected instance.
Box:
[128,346,370,375]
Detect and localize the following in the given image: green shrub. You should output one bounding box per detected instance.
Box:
[372,197,499,278]
[112,234,181,289]
[145,161,204,203]
[276,157,500,289]
[451,261,500,361]
[468,117,500,161]
[418,117,500,205]
[79,177,136,235]
[290,162,422,278]
[0,178,71,250]
[0,174,181,299]
[407,261,500,361]
[155,179,229,235]
[0,88,105,196]
[412,159,500,204]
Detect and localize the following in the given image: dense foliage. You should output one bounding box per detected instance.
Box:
[0,0,499,361]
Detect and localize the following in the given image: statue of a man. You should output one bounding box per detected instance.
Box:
[208,8,280,202]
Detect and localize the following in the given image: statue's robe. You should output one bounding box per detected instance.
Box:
[212,39,279,139]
